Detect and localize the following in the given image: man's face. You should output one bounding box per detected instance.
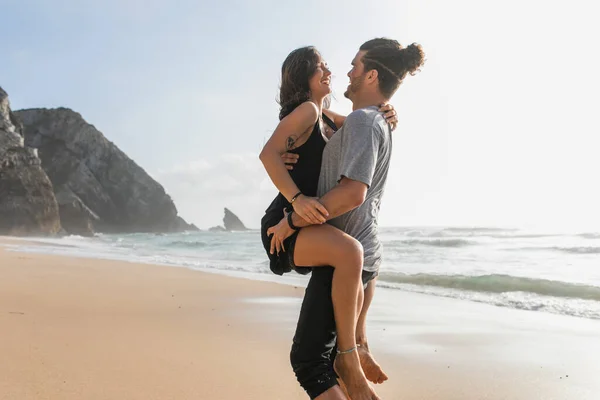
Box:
[344,50,367,101]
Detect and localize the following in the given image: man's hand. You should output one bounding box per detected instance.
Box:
[281,152,299,171]
[379,103,398,131]
[292,195,328,225]
[266,211,295,255]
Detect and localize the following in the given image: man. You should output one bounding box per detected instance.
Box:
[270,38,425,399]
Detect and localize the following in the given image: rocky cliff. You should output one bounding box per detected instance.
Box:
[209,208,248,231]
[0,87,62,235]
[15,107,196,234]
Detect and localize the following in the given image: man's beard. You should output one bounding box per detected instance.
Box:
[344,74,364,99]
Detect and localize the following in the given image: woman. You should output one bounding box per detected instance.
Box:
[259,46,396,399]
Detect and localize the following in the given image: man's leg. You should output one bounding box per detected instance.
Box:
[290,267,343,399]
[356,276,375,346]
[357,277,388,384]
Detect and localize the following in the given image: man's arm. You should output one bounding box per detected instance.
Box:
[291,112,381,228]
[290,177,367,228]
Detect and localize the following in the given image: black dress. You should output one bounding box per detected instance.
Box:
[260,114,337,275]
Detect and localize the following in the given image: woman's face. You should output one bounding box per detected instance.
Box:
[308,57,332,98]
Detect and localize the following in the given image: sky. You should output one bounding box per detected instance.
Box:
[1,0,599,230]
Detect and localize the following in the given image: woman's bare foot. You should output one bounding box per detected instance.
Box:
[358,344,388,384]
[333,349,380,400]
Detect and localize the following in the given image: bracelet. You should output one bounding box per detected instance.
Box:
[287,212,301,231]
[290,192,302,204]
[336,346,357,355]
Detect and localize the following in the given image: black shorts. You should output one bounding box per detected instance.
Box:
[261,210,311,276]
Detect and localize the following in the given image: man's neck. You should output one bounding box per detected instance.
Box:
[352,92,387,111]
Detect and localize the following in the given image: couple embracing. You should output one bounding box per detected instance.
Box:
[260,38,425,400]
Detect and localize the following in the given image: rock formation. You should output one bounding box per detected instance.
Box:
[223,207,248,230]
[209,208,248,231]
[0,87,62,235]
[15,107,196,234]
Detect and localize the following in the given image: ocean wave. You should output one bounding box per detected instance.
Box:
[389,239,474,248]
[506,246,600,255]
[62,235,89,240]
[558,246,600,254]
[377,273,600,301]
[401,227,545,239]
[166,240,209,248]
[578,233,600,239]
[402,230,453,238]
[376,280,600,320]
[403,230,566,240]
[486,233,564,239]
[441,227,517,233]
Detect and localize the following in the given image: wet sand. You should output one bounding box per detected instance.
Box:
[1,240,599,399]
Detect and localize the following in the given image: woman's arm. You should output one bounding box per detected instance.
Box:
[259,102,316,202]
[281,105,398,171]
[259,102,328,224]
[323,104,398,137]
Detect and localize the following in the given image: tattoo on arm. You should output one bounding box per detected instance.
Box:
[286,135,298,150]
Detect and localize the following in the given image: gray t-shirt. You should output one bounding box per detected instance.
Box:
[318,106,392,272]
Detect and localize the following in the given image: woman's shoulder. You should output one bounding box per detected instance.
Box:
[287,101,319,123]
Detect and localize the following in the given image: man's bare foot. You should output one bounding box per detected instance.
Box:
[334,349,380,400]
[337,378,350,398]
[358,344,389,384]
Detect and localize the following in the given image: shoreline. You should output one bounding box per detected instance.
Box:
[2,240,600,399]
[3,233,600,323]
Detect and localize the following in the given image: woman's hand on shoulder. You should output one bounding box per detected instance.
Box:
[379,103,398,131]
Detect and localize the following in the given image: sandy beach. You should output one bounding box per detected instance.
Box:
[1,239,600,400]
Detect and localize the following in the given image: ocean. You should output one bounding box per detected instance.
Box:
[5,226,600,320]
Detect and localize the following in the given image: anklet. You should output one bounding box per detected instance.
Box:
[337,346,357,355]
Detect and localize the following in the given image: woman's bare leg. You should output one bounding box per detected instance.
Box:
[294,224,379,400]
[294,225,361,353]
